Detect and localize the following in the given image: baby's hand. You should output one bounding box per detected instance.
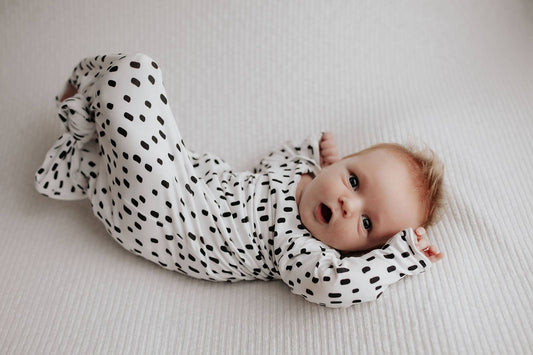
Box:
[319,132,340,167]
[414,227,444,263]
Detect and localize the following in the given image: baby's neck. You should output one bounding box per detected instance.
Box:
[295,173,314,207]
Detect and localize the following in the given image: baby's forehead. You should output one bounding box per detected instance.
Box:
[344,149,419,185]
[345,147,407,165]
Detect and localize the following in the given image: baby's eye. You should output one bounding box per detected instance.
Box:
[362,216,372,231]
[348,174,359,190]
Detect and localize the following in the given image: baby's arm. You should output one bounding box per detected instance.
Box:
[252,131,340,174]
[252,133,322,173]
[276,228,432,308]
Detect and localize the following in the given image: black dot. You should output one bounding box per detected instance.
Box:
[108,80,116,87]
[106,103,113,110]
[131,78,140,87]
[160,94,167,104]
[148,75,155,84]
[130,61,141,68]
[117,127,127,137]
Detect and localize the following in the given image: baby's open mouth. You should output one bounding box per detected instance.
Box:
[320,203,332,224]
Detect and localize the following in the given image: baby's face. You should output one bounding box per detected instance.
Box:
[297,148,424,252]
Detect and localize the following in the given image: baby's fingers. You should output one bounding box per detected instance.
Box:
[415,236,430,251]
[320,131,335,143]
[320,147,339,158]
[320,139,336,150]
[415,227,426,241]
[425,245,444,263]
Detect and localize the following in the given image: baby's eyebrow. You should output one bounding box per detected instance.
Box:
[368,212,379,239]
[358,174,379,237]
[354,169,368,186]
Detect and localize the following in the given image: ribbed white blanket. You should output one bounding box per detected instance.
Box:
[1,0,532,353]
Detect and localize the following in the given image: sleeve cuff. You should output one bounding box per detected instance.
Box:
[403,228,432,271]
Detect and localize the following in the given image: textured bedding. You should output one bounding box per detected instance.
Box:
[1,0,532,353]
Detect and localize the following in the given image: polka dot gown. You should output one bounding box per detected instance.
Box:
[35,53,432,308]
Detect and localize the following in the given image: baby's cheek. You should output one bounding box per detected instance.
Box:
[318,179,338,196]
[331,221,355,244]
[337,224,354,238]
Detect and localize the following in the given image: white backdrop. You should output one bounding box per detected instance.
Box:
[1,0,532,353]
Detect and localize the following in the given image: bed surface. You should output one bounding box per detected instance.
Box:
[1,0,532,353]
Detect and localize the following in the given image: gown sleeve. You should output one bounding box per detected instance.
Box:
[275,228,432,308]
[252,133,323,174]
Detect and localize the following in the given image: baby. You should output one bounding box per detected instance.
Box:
[35,53,444,308]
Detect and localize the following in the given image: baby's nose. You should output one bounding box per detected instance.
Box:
[339,196,361,218]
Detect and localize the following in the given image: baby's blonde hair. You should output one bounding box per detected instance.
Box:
[343,143,445,228]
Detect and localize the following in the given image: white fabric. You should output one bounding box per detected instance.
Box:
[1,0,532,353]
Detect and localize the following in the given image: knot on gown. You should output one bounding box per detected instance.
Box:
[57,93,96,144]
[34,93,98,200]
